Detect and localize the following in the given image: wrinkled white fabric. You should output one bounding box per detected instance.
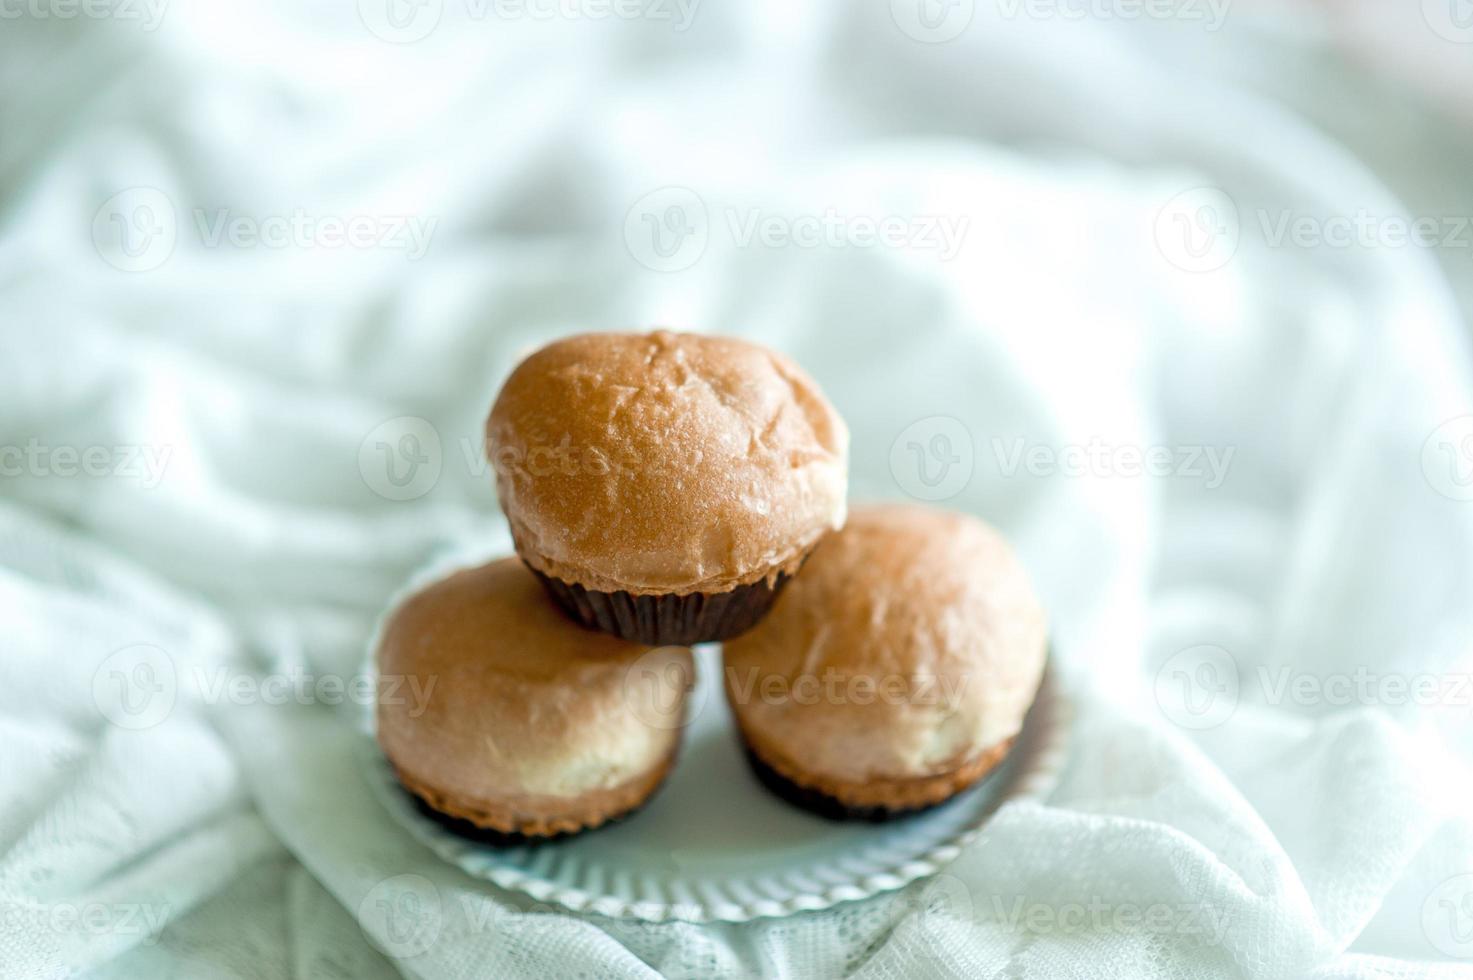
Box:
[2,3,1473,978]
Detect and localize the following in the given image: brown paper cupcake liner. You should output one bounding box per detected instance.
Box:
[389,747,677,843]
[739,736,1016,822]
[409,788,651,846]
[529,565,797,645]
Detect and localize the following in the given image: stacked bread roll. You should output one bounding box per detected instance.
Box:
[376,330,1046,840]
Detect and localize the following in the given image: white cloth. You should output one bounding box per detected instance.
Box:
[3,4,1473,978]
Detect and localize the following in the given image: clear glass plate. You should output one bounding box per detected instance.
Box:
[358,634,1070,923]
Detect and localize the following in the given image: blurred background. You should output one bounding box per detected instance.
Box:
[4,2,1473,977]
